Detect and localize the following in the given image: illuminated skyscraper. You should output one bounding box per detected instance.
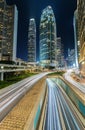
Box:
[0,0,18,61]
[56,37,61,67]
[28,18,36,62]
[78,0,85,74]
[67,48,75,67]
[74,10,78,68]
[40,6,56,67]
[56,37,65,68]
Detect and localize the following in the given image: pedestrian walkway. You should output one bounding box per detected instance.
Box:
[0,77,46,130]
[71,73,85,86]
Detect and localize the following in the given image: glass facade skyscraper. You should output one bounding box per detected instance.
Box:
[40,6,56,67]
[0,0,18,61]
[28,18,36,62]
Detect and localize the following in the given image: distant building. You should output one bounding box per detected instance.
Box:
[16,58,27,66]
[77,41,80,62]
[67,48,75,67]
[28,18,36,62]
[78,0,85,74]
[40,6,56,67]
[56,37,65,68]
[56,37,61,67]
[61,44,65,67]
[0,0,18,61]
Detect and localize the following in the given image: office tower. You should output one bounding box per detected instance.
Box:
[40,6,56,67]
[0,0,18,61]
[73,10,79,68]
[78,0,85,74]
[77,0,80,64]
[61,43,65,67]
[67,48,75,67]
[56,37,62,67]
[28,18,36,62]
[56,37,65,68]
[13,6,18,61]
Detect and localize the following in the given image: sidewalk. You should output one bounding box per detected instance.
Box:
[71,73,85,86]
[0,77,46,130]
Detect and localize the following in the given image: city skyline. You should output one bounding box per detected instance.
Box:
[0,1,85,129]
[6,0,77,61]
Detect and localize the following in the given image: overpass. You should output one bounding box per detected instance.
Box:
[0,63,44,81]
[0,64,30,81]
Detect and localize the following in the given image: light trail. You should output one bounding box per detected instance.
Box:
[44,78,82,130]
[0,72,48,121]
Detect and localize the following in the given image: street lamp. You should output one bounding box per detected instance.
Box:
[1,66,4,70]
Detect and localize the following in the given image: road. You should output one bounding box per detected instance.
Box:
[64,69,85,93]
[0,72,48,122]
[44,78,83,130]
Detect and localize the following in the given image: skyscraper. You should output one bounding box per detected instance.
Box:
[40,6,56,67]
[13,6,18,61]
[0,0,18,61]
[56,37,61,67]
[28,18,36,62]
[74,10,78,68]
[78,0,85,74]
[56,37,65,68]
[61,43,65,67]
[67,48,75,67]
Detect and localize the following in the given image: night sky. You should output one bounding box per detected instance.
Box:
[6,0,77,61]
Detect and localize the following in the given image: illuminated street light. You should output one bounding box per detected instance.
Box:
[1,66,4,69]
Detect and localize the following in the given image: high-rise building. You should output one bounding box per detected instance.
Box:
[56,37,65,68]
[13,6,18,62]
[56,37,61,67]
[40,6,56,67]
[61,43,65,67]
[67,48,75,67]
[0,0,18,61]
[74,10,79,68]
[28,18,36,62]
[78,0,85,74]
